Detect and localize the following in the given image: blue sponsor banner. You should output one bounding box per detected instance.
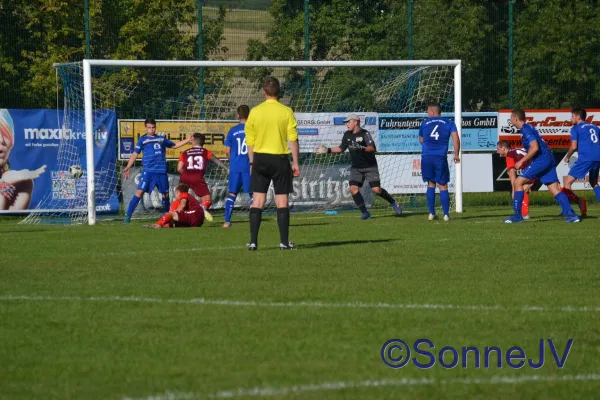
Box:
[378,112,498,152]
[333,116,378,126]
[298,128,318,135]
[0,109,119,214]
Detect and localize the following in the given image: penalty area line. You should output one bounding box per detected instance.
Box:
[0,295,598,313]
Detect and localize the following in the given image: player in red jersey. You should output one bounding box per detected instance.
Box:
[178,133,228,211]
[153,183,205,228]
[497,140,535,219]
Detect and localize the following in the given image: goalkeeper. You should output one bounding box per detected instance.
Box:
[314,115,402,219]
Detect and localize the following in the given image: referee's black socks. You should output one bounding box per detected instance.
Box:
[249,207,262,246]
[377,188,396,205]
[352,192,368,214]
[277,207,290,245]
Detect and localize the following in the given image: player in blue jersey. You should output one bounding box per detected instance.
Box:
[562,108,600,214]
[504,109,579,223]
[419,103,460,221]
[122,118,192,223]
[223,105,253,228]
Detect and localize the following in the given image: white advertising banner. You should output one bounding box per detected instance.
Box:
[295,112,378,152]
[377,154,493,194]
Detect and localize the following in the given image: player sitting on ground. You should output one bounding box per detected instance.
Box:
[223,105,253,228]
[153,184,205,228]
[562,107,600,217]
[418,103,460,221]
[178,133,228,221]
[496,140,534,220]
[504,109,578,223]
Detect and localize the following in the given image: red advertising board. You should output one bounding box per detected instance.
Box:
[497,109,600,149]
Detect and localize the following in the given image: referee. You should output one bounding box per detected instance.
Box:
[245,77,300,251]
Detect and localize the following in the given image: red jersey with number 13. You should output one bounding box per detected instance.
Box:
[179,146,213,181]
[505,148,532,170]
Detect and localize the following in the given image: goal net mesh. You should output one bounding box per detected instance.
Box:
[21,63,455,224]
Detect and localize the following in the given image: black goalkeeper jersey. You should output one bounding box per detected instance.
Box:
[339,129,378,168]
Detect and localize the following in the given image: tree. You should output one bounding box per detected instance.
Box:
[514,0,600,108]
[246,0,501,112]
[0,0,227,109]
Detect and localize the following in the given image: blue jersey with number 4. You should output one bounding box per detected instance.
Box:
[419,117,457,157]
[520,124,552,160]
[571,122,600,162]
[225,123,250,173]
[134,134,175,173]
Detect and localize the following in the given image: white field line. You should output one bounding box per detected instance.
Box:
[0,295,598,313]
[123,373,600,400]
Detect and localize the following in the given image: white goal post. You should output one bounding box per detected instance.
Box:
[37,60,463,225]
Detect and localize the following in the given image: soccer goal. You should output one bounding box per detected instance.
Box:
[21,60,462,225]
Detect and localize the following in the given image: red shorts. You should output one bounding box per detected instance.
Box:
[180,177,210,198]
[175,208,205,227]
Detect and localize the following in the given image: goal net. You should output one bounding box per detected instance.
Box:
[21,60,461,225]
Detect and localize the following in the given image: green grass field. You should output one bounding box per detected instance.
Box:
[1,205,599,400]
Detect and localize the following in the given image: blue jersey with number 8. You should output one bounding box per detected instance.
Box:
[571,122,600,162]
[225,123,250,173]
[419,117,457,157]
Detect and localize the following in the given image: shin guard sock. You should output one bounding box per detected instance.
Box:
[249,207,262,246]
[156,213,173,227]
[513,191,524,216]
[276,207,290,245]
[224,195,236,223]
[561,187,579,203]
[126,195,142,217]
[161,197,170,213]
[377,188,396,205]
[426,187,436,215]
[522,192,530,217]
[555,191,574,216]
[594,186,600,202]
[352,192,368,214]
[440,190,450,216]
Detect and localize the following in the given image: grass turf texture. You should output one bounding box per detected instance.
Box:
[1,205,599,399]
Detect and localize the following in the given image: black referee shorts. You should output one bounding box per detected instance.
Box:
[251,153,293,195]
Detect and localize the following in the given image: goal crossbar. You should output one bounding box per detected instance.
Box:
[71,59,462,68]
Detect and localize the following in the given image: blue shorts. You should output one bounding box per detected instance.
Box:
[228,171,251,194]
[521,155,558,185]
[421,156,450,185]
[568,159,600,180]
[137,171,169,194]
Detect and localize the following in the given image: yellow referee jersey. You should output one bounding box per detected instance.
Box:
[245,99,298,155]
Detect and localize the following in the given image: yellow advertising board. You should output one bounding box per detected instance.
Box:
[118,119,237,160]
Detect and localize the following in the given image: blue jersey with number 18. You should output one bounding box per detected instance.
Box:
[225,123,250,173]
[419,117,457,157]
